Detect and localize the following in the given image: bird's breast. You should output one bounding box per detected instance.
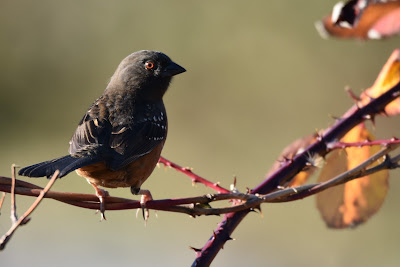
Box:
[76,142,164,189]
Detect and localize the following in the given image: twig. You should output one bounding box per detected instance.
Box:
[10,164,18,224]
[1,149,399,218]
[311,144,398,192]
[264,148,400,203]
[327,138,400,150]
[0,170,59,250]
[0,192,5,215]
[159,157,230,193]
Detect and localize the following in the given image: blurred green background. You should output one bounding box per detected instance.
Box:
[1,0,400,266]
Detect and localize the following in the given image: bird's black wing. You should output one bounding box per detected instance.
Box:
[69,98,167,171]
[107,104,167,170]
[68,97,111,158]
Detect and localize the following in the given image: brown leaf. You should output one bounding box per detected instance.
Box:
[265,134,318,187]
[316,0,400,40]
[316,124,388,228]
[361,49,400,116]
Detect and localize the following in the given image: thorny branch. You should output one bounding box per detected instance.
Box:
[0,170,59,250]
[0,143,399,218]
[0,137,399,252]
[158,157,230,194]
[192,80,400,266]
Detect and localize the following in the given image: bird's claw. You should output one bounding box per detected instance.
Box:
[133,189,153,225]
[90,182,109,221]
[97,194,107,221]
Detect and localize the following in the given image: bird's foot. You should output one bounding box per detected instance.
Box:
[131,187,153,225]
[90,183,109,221]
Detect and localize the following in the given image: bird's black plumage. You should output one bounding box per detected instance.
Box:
[19,50,185,179]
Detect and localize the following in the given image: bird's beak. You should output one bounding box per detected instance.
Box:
[163,61,186,77]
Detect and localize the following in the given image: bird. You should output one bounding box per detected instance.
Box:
[18,50,186,220]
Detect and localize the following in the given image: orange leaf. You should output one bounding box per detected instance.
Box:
[265,134,318,187]
[361,49,400,116]
[316,124,388,228]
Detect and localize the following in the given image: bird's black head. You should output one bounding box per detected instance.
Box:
[107,50,185,100]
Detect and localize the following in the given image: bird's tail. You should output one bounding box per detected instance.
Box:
[18,155,99,178]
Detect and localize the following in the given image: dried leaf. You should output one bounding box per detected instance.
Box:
[265,134,318,187]
[361,49,400,116]
[316,124,388,228]
[316,0,400,40]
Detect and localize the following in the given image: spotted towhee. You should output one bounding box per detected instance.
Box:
[18,50,186,219]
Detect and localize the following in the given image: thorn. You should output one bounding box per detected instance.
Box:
[345,86,361,102]
[255,205,263,217]
[227,236,235,241]
[189,246,202,257]
[371,115,376,129]
[315,129,324,141]
[281,156,293,164]
[233,176,237,188]
[328,114,341,121]
[183,167,193,172]
[20,217,31,225]
[192,179,198,187]
[212,231,217,240]
[380,109,389,117]
[246,187,251,194]
[249,208,258,214]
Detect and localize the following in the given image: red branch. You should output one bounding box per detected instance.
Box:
[159,157,230,193]
[192,81,400,266]
[0,177,234,215]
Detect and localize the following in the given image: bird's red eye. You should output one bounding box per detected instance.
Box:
[145,61,155,70]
